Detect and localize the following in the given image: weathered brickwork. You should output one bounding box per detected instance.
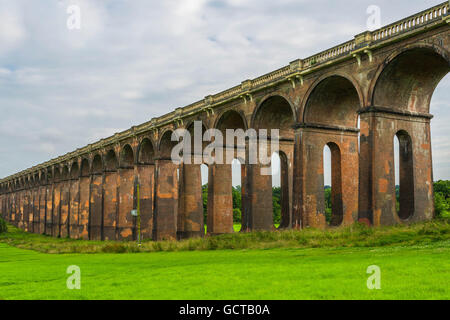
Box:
[0,3,449,240]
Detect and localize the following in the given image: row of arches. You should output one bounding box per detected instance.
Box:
[1,45,449,238]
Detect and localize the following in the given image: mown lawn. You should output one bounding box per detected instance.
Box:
[0,240,449,299]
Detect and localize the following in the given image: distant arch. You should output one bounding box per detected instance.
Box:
[104,150,118,172]
[137,138,156,165]
[92,154,103,174]
[70,162,79,179]
[120,144,134,168]
[158,129,179,159]
[80,158,90,177]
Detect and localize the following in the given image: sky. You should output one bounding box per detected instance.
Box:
[0,0,448,187]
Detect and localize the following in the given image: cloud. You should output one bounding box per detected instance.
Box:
[0,0,448,183]
[0,2,26,55]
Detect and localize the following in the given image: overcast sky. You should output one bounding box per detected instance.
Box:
[0,0,448,187]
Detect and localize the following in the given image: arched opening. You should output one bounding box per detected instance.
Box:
[120,145,134,168]
[70,162,79,179]
[371,47,449,223]
[136,138,156,240]
[138,138,155,165]
[53,167,61,182]
[104,150,118,172]
[215,110,248,233]
[373,47,450,113]
[323,142,343,226]
[62,166,69,180]
[231,158,242,232]
[323,145,332,224]
[430,74,450,219]
[303,75,360,228]
[394,130,414,220]
[201,163,209,234]
[159,130,179,159]
[92,154,103,174]
[80,159,89,177]
[252,96,295,230]
[253,96,295,139]
[304,76,360,127]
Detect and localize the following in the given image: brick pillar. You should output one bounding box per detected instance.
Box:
[299,127,358,228]
[207,164,233,235]
[137,164,155,240]
[240,163,250,232]
[153,159,179,241]
[78,174,90,240]
[39,183,46,234]
[52,179,61,237]
[359,108,433,226]
[246,164,273,231]
[45,183,53,235]
[17,190,23,230]
[179,163,204,239]
[358,112,373,225]
[117,167,135,240]
[69,177,80,239]
[103,170,118,240]
[89,173,103,240]
[60,179,70,238]
[33,186,40,233]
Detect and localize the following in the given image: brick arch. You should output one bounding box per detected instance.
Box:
[158,128,179,159]
[70,161,79,179]
[92,153,104,174]
[53,166,61,181]
[61,165,69,180]
[119,144,135,168]
[104,149,118,172]
[369,43,450,113]
[251,93,296,139]
[137,137,156,165]
[302,73,363,128]
[80,158,90,177]
[214,108,248,132]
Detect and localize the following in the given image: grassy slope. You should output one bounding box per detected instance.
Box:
[0,241,449,300]
[0,220,449,300]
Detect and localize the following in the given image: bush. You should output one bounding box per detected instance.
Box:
[233,208,241,223]
[0,218,7,234]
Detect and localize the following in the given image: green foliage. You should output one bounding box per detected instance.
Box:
[324,186,332,224]
[233,208,241,223]
[0,218,7,234]
[202,184,282,225]
[272,187,281,225]
[434,180,450,219]
[202,184,208,224]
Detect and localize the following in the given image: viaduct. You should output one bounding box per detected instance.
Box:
[0,2,449,241]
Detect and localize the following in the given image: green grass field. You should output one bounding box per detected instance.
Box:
[0,220,449,300]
